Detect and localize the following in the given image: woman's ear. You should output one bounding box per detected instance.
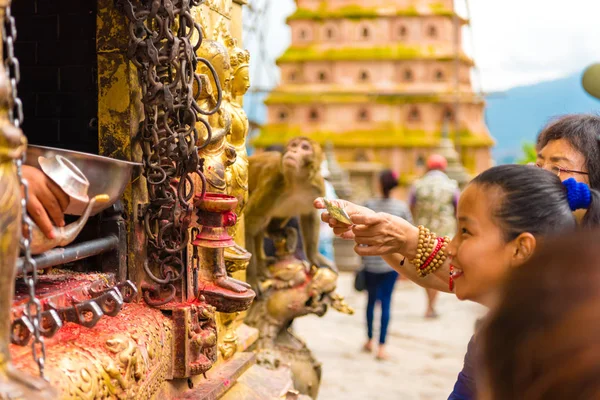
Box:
[511,232,537,267]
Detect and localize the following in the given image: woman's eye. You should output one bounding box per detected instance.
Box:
[461,227,470,235]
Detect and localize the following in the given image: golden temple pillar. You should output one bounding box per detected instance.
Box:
[96,0,146,288]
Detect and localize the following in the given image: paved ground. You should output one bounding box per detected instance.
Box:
[294,273,486,400]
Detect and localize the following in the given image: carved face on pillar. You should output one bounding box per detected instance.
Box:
[197,40,231,99]
[229,46,250,98]
[231,66,250,97]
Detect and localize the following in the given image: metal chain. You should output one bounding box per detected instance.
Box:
[119,0,219,306]
[2,2,47,378]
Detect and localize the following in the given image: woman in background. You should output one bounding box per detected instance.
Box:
[361,169,412,361]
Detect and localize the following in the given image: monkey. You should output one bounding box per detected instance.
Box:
[244,137,334,291]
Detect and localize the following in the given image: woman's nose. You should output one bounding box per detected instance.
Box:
[446,236,458,258]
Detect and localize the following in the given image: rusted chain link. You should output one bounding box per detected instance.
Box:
[119,0,220,305]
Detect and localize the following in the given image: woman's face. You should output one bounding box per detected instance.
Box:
[536,138,589,185]
[447,184,520,306]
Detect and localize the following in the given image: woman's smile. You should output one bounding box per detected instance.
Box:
[450,264,464,279]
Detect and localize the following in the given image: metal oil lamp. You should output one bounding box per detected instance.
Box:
[191,193,255,313]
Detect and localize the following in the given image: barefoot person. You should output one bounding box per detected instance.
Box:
[316,164,600,399]
[361,169,412,360]
[409,154,459,318]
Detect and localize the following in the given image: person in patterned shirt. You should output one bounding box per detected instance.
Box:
[409,154,459,318]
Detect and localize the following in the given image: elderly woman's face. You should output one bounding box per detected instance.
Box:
[536,139,589,185]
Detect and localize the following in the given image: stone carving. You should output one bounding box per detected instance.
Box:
[245,225,353,399]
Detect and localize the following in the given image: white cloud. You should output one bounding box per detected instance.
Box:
[243,0,600,92]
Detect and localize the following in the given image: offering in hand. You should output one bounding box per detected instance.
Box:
[323,198,353,225]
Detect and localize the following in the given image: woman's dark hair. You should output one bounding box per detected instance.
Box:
[481,230,600,400]
[537,114,600,190]
[471,165,600,241]
[379,169,398,199]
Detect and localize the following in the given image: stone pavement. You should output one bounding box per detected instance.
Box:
[294,273,486,400]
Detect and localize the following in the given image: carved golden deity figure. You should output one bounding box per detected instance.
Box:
[190,21,254,305]
[195,38,235,193]
[245,224,353,399]
[222,30,251,216]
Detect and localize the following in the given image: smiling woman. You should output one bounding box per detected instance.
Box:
[315,164,600,399]
[536,114,600,189]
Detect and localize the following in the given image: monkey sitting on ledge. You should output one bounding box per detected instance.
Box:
[245,137,334,291]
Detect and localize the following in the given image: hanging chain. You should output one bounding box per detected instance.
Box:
[3,2,47,378]
[120,0,219,306]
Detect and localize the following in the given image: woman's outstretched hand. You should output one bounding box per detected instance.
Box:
[314,198,374,240]
[314,197,419,257]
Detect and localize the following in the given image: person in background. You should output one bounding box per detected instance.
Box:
[361,169,412,361]
[481,230,600,400]
[535,114,599,189]
[409,154,459,318]
[21,165,69,239]
[318,159,338,264]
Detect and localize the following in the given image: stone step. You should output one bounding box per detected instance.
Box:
[175,352,256,400]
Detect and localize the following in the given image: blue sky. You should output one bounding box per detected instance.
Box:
[243,0,600,92]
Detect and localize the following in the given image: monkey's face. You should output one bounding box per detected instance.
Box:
[282,138,314,176]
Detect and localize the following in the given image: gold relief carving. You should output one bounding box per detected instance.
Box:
[219,331,238,360]
[104,334,145,390]
[224,244,251,274]
[195,37,234,193]
[10,304,172,399]
[217,311,239,360]
[172,303,218,378]
[205,0,233,18]
[191,7,254,294]
[220,25,251,218]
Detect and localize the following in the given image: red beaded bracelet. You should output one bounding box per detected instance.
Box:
[420,237,445,271]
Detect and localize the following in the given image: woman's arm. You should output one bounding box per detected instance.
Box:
[382,253,451,293]
[314,198,452,293]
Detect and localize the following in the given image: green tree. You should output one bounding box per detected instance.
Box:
[517,142,537,165]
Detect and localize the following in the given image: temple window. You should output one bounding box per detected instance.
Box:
[361,26,370,39]
[357,108,370,121]
[278,110,288,121]
[325,27,335,39]
[318,71,328,82]
[408,107,421,122]
[398,25,408,39]
[359,70,369,82]
[443,108,455,122]
[309,109,320,121]
[416,155,426,167]
[428,25,438,38]
[403,69,414,82]
[299,28,308,40]
[289,71,297,82]
[435,70,445,81]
